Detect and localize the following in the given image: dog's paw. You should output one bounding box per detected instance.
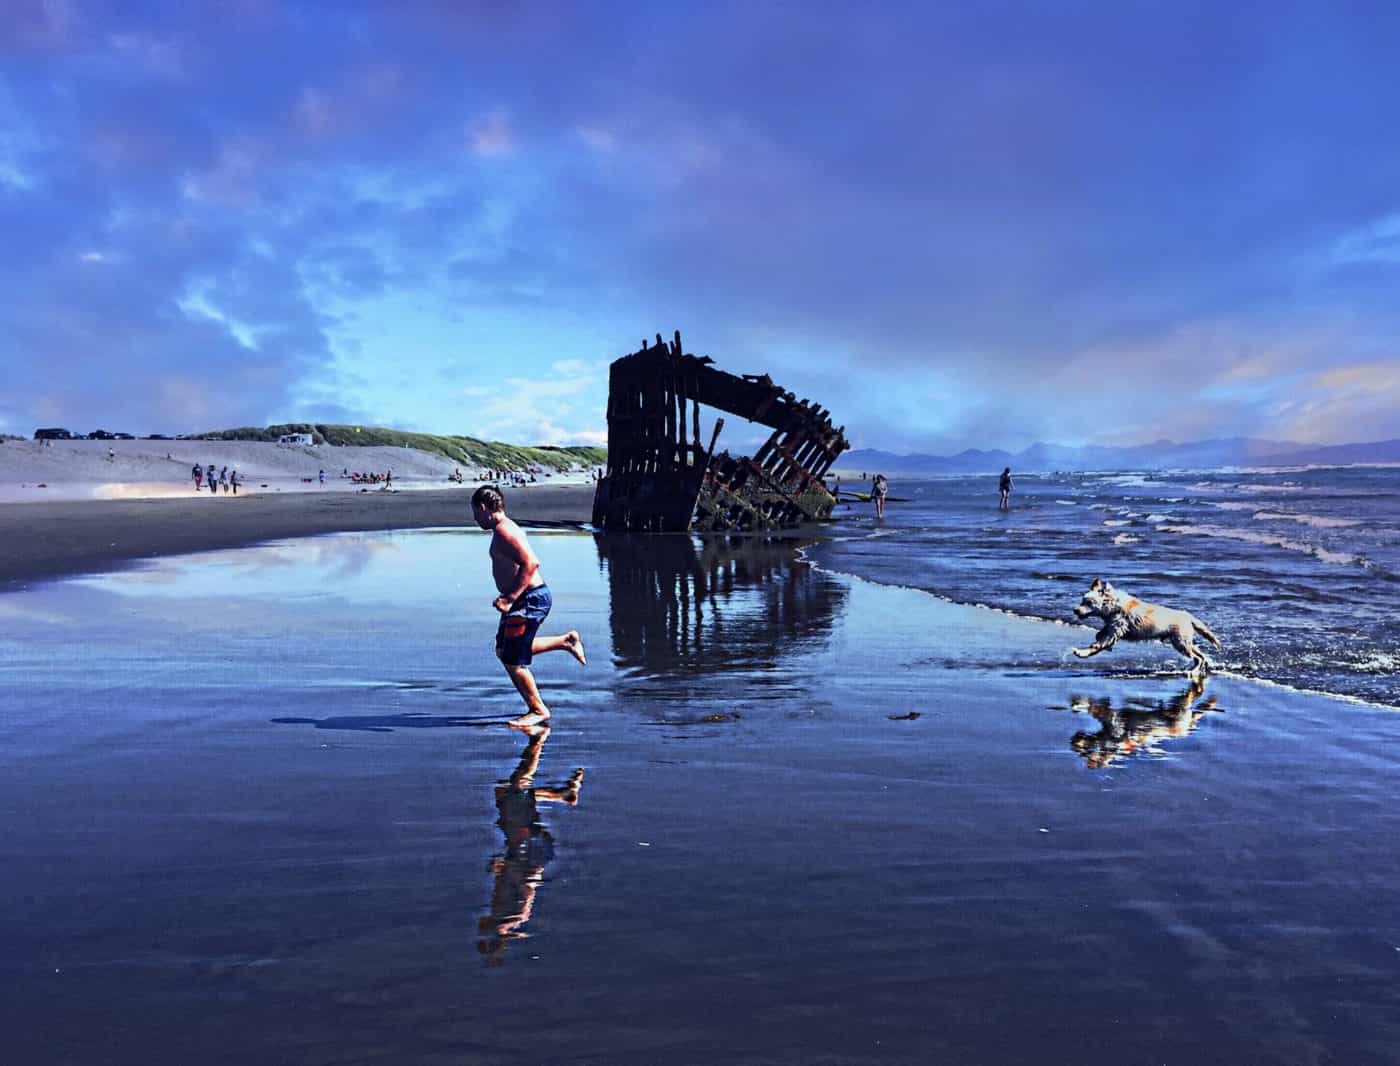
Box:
[1072,647,1093,658]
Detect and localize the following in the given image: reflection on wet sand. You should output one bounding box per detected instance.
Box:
[477,727,583,966]
[595,533,845,677]
[1058,679,1221,769]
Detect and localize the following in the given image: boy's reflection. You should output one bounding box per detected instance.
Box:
[1061,678,1220,769]
[477,727,584,966]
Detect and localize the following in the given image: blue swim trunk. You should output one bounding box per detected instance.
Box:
[495,585,552,666]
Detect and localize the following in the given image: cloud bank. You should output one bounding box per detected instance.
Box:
[1,1,1397,450]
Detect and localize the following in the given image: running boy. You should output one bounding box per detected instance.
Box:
[471,486,586,731]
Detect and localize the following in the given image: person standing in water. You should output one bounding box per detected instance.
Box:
[471,486,586,732]
[999,467,1013,511]
[871,473,889,519]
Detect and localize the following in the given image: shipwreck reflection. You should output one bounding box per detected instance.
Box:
[595,533,846,677]
[1058,679,1221,769]
[477,727,584,967]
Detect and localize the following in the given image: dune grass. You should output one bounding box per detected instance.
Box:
[198,424,606,471]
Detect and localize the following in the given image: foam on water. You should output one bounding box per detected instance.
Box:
[812,466,1400,706]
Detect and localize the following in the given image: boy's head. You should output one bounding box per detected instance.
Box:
[471,485,505,528]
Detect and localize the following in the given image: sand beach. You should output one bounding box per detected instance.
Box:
[2,527,1398,1065]
[1,463,1397,1064]
[0,438,595,588]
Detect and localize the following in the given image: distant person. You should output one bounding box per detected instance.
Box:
[999,467,1013,511]
[107,446,115,462]
[471,485,586,732]
[230,469,240,495]
[318,469,325,484]
[209,462,219,493]
[220,467,230,493]
[193,463,203,491]
[871,474,889,519]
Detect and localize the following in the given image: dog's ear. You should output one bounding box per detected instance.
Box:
[1090,578,1102,589]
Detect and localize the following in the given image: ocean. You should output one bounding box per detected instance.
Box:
[819,466,1400,706]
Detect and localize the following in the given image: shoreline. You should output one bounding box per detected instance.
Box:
[0,483,595,589]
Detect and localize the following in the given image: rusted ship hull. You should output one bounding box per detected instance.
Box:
[592,331,848,532]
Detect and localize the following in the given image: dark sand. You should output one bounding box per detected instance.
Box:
[3,531,1400,1064]
[0,483,593,588]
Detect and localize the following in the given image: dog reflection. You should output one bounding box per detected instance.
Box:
[1063,679,1219,769]
[477,728,584,966]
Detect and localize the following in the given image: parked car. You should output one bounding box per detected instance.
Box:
[88,429,114,440]
[112,432,136,440]
[145,434,171,440]
[34,427,73,440]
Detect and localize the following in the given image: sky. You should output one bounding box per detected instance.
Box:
[2,0,1398,454]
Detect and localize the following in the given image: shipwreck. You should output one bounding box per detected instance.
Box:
[591,331,849,532]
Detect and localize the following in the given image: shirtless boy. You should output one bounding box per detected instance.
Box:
[471,486,586,731]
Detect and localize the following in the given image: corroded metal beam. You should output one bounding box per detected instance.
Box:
[593,331,849,532]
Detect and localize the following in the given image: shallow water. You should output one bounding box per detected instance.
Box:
[821,467,1400,705]
[1,530,1398,1064]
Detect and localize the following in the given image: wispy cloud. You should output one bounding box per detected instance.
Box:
[468,110,515,156]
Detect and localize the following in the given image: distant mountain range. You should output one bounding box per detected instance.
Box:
[833,437,1400,475]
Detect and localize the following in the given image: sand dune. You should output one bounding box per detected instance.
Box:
[0,438,592,502]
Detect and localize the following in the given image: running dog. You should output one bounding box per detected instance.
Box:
[1072,579,1221,679]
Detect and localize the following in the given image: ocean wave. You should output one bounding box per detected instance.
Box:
[1103,519,1132,527]
[1354,653,1400,674]
[1251,511,1362,529]
[1112,533,1141,545]
[1154,523,1365,567]
[1234,482,1308,494]
[1211,669,1399,711]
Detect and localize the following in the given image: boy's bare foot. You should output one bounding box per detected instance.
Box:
[564,631,587,666]
[508,710,551,733]
[563,768,585,804]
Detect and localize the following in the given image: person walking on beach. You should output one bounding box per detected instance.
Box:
[871,473,889,519]
[471,485,586,732]
[209,461,219,494]
[220,467,230,493]
[193,463,203,491]
[999,467,1013,511]
[230,469,239,495]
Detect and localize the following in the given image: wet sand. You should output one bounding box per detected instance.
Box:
[2,531,1399,1064]
[0,483,594,588]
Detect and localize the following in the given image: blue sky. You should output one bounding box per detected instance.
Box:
[2,1,1398,453]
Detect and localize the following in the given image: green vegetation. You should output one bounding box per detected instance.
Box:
[196,423,605,471]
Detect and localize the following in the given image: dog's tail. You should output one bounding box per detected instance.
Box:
[1191,616,1222,648]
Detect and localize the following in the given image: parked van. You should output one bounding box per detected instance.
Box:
[34,428,73,440]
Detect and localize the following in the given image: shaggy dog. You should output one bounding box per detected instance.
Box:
[1072,579,1221,679]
